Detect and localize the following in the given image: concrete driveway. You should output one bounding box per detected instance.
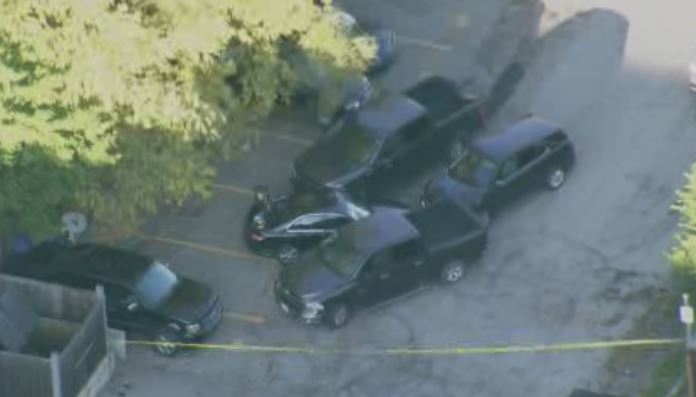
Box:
[100,0,696,396]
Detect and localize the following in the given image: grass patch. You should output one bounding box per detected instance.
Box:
[640,350,684,397]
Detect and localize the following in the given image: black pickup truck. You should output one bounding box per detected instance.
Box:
[274,198,489,328]
[291,75,487,198]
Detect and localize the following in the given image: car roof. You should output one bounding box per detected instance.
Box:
[276,190,363,223]
[473,116,563,162]
[356,95,426,138]
[4,243,153,287]
[340,209,418,255]
[61,244,153,285]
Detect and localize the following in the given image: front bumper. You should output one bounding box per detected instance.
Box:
[183,298,223,341]
[274,282,323,324]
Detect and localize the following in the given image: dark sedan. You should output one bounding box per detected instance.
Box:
[2,242,222,356]
[244,186,407,265]
[421,116,575,212]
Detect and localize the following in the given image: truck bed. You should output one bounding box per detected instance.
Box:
[404,76,474,121]
[406,200,486,254]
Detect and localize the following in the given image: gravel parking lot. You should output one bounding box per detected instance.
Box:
[101,0,696,396]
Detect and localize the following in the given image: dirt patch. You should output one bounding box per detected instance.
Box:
[599,286,682,397]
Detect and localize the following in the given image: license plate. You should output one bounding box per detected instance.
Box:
[280,302,289,314]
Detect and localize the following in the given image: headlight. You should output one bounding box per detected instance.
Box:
[253,214,266,230]
[345,100,360,111]
[185,323,201,335]
[301,301,324,320]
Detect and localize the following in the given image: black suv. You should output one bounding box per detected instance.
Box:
[2,242,222,356]
[244,187,407,264]
[274,199,488,328]
[422,116,575,212]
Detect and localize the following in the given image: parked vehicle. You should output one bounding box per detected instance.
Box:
[274,198,488,328]
[292,75,487,198]
[421,115,575,213]
[2,242,222,356]
[244,186,408,265]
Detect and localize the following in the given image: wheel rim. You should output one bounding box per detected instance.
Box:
[156,335,176,355]
[445,265,464,282]
[278,246,298,264]
[333,307,347,326]
[548,169,565,188]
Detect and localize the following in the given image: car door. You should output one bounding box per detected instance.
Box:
[102,282,144,331]
[486,145,548,209]
[395,116,435,162]
[392,239,427,286]
[354,247,409,307]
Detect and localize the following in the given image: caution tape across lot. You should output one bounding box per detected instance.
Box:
[124,337,682,356]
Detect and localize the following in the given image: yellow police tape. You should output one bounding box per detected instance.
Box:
[125,337,682,356]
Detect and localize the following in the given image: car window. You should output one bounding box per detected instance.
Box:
[449,148,498,186]
[543,131,568,149]
[399,116,430,143]
[289,214,325,230]
[393,240,420,261]
[51,272,95,290]
[498,157,519,181]
[517,145,547,168]
[104,284,132,305]
[314,216,351,229]
[370,251,395,273]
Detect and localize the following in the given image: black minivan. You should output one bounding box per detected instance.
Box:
[2,242,222,356]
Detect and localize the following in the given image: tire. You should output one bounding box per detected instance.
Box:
[276,245,300,266]
[440,260,466,284]
[449,141,465,163]
[326,304,351,329]
[153,330,179,357]
[545,167,566,190]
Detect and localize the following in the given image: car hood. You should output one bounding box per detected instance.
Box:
[154,277,217,324]
[425,170,485,207]
[279,253,348,302]
[295,141,369,188]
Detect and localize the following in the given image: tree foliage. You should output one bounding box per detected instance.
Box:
[0,0,374,237]
[669,164,696,290]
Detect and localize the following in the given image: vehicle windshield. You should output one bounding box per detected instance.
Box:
[448,148,497,186]
[329,121,378,165]
[135,261,179,309]
[315,235,363,278]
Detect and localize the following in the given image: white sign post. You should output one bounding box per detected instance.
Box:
[682,294,695,397]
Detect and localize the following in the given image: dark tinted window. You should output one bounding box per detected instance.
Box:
[399,116,430,142]
[449,148,497,186]
[315,216,350,229]
[393,240,420,261]
[104,284,132,305]
[330,121,378,164]
[543,131,568,149]
[51,273,95,290]
[289,214,325,230]
[369,251,394,273]
[517,145,546,168]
